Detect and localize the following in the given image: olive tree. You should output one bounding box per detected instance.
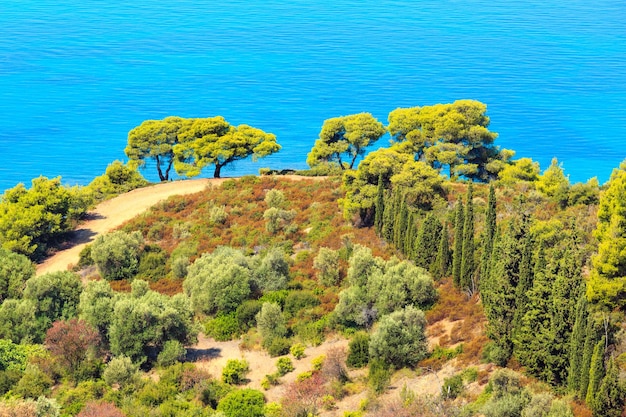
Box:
[369,306,428,368]
[90,231,144,280]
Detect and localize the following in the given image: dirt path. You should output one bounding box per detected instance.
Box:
[36,178,220,276]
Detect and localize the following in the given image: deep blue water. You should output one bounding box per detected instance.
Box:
[1,0,625,192]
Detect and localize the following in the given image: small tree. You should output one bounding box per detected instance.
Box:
[347,332,369,368]
[44,318,102,379]
[217,388,265,417]
[103,356,138,388]
[369,306,428,368]
[256,302,287,348]
[90,231,143,280]
[222,359,250,385]
[0,248,34,302]
[313,247,340,286]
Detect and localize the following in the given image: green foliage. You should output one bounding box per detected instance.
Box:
[480,184,497,281]
[368,358,392,394]
[498,158,540,184]
[235,300,262,331]
[587,162,626,308]
[314,247,340,286]
[79,279,116,339]
[347,332,369,368]
[536,158,570,204]
[221,359,250,385]
[125,116,185,181]
[103,355,139,388]
[263,207,297,234]
[253,247,290,291]
[368,305,428,368]
[442,374,464,399]
[388,100,510,181]
[590,357,623,417]
[585,337,605,405]
[157,340,187,367]
[217,388,265,417]
[290,343,306,360]
[567,177,599,206]
[452,201,464,287]
[0,299,41,343]
[264,189,286,209]
[481,369,530,417]
[567,294,588,394]
[276,357,294,376]
[183,247,252,315]
[91,230,144,280]
[284,290,320,318]
[460,184,475,289]
[87,160,148,201]
[307,112,385,170]
[265,337,291,357]
[109,287,197,364]
[173,116,280,178]
[205,314,241,341]
[22,271,82,337]
[0,176,91,259]
[0,339,43,372]
[0,248,34,302]
[256,302,288,349]
[413,213,442,270]
[136,244,168,281]
[14,364,53,398]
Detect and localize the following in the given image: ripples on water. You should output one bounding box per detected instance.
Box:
[0,0,624,191]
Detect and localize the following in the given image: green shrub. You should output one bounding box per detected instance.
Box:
[442,374,464,399]
[157,340,186,368]
[136,245,168,281]
[296,371,313,382]
[290,343,306,359]
[77,245,94,269]
[14,364,53,398]
[209,205,228,225]
[170,255,189,279]
[264,402,282,417]
[312,354,325,371]
[236,300,262,330]
[103,356,138,388]
[91,231,143,280]
[221,359,249,385]
[265,337,291,357]
[321,395,336,410]
[276,357,294,376]
[347,332,369,368]
[205,314,241,341]
[200,379,232,409]
[284,290,320,318]
[217,388,265,417]
[368,359,392,395]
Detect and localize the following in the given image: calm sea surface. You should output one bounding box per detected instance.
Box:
[1,0,625,191]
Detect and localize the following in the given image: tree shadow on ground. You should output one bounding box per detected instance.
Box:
[186,347,222,362]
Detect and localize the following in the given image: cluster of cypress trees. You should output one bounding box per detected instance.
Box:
[373,177,623,415]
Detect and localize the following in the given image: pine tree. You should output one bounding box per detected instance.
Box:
[374,174,385,236]
[452,201,464,287]
[567,292,589,394]
[591,357,623,417]
[480,184,497,282]
[585,337,606,406]
[460,184,475,289]
[414,213,442,269]
[433,224,450,279]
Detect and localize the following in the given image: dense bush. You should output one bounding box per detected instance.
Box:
[369,306,428,368]
[0,248,34,302]
[91,231,144,280]
[221,359,249,385]
[347,332,369,368]
[314,247,340,286]
[217,388,265,417]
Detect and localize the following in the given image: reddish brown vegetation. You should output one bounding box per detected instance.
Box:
[45,318,102,375]
[77,401,125,417]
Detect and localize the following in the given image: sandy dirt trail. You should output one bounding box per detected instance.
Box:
[36,178,220,276]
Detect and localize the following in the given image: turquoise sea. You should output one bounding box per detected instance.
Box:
[1,0,625,192]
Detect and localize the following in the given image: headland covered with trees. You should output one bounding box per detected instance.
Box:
[0,99,623,416]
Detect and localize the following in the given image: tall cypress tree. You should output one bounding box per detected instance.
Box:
[452,200,464,287]
[481,227,521,364]
[382,191,395,242]
[513,243,553,382]
[404,212,417,260]
[394,194,408,252]
[592,357,623,417]
[567,293,589,394]
[480,184,497,282]
[433,223,450,279]
[460,184,475,289]
[414,213,442,269]
[586,337,606,406]
[374,174,385,236]
[580,318,599,400]
[549,245,585,386]
[512,229,534,335]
